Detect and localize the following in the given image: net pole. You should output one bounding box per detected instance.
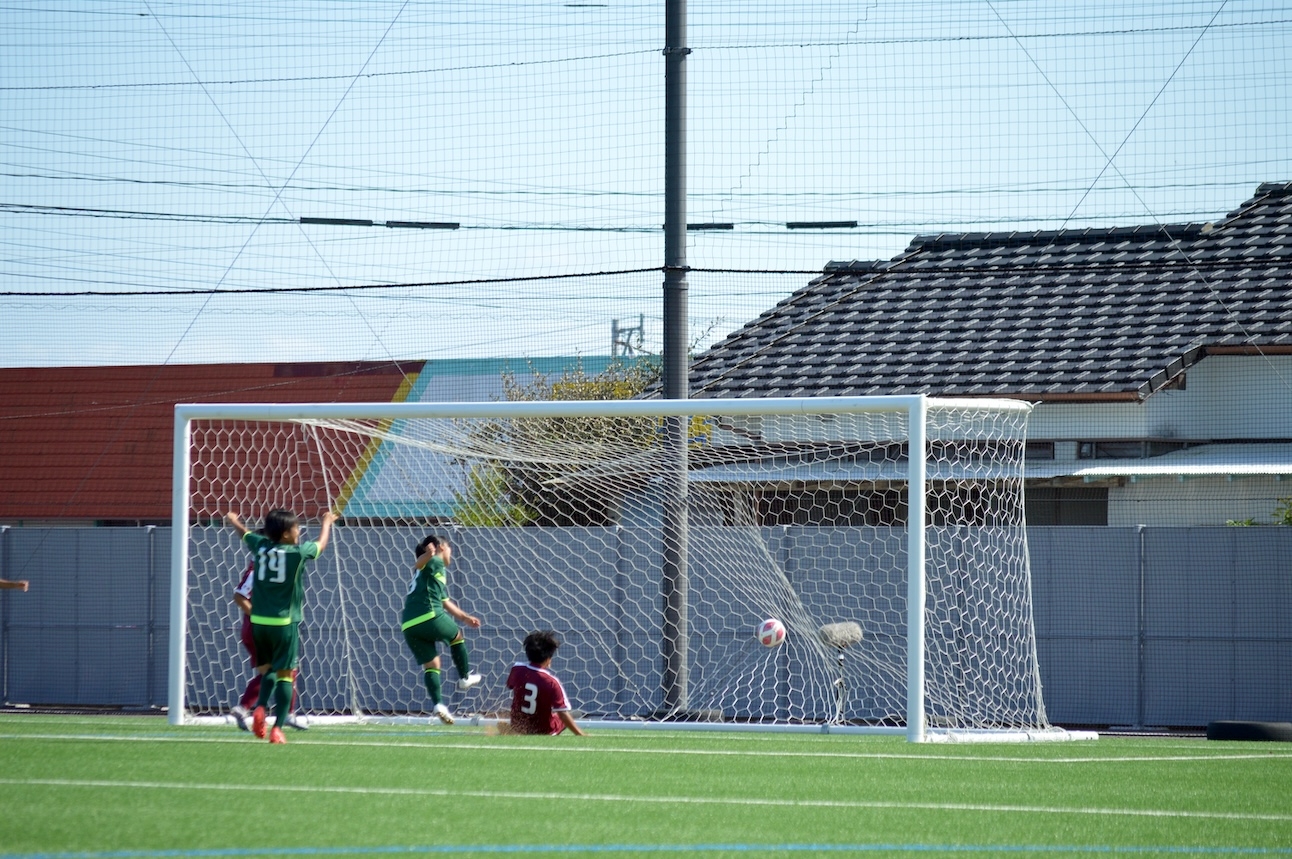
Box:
[661,0,690,713]
[1,525,10,703]
[167,408,193,726]
[661,421,689,713]
[906,395,928,742]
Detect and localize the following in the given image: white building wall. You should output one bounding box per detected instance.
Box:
[1030,401,1152,440]
[1026,355,1292,526]
[1107,475,1289,527]
[1027,355,1292,441]
[1143,355,1292,439]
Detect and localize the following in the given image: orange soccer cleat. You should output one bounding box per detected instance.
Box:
[252,706,267,739]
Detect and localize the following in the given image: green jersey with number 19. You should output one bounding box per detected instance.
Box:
[243,531,322,625]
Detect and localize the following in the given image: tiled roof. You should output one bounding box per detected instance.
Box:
[0,362,421,521]
[689,183,1292,401]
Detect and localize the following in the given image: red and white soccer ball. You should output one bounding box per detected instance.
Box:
[757,617,786,647]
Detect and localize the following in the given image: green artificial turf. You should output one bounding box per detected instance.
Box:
[1,715,1289,858]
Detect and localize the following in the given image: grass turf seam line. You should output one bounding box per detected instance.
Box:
[2,732,1290,764]
[2,778,1290,822]
[5,843,1292,859]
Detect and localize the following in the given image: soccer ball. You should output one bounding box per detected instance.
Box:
[757,618,786,647]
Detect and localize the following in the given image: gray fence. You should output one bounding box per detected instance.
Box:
[1,525,1289,727]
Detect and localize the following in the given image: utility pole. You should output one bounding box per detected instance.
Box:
[661,0,690,714]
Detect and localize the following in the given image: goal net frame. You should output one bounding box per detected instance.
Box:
[169,395,1087,742]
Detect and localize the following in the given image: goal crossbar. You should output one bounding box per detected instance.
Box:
[172,395,1031,423]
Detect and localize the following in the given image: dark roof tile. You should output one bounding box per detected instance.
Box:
[690,183,1292,401]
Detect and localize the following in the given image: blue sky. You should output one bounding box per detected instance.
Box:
[1,1,1288,367]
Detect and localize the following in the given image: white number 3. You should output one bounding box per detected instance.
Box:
[520,682,539,714]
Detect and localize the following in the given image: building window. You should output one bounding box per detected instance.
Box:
[1025,441,1055,461]
[1076,440,1199,460]
[1025,486,1108,525]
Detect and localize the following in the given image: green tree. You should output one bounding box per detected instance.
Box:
[451,461,534,527]
[452,357,670,526]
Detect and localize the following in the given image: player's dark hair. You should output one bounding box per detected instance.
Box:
[523,629,561,665]
[415,534,447,558]
[263,508,298,543]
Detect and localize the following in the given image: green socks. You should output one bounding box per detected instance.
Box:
[424,666,442,706]
[273,677,293,728]
[450,640,471,678]
[256,673,275,710]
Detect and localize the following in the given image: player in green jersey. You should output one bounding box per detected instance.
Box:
[401,535,482,724]
[226,507,336,744]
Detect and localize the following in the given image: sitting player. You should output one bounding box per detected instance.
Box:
[503,629,585,736]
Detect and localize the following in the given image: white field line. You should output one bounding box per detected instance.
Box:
[2,730,1291,765]
[1,777,1290,823]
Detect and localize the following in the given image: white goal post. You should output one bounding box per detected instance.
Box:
[170,395,1090,742]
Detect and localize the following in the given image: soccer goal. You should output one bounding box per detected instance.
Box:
[170,395,1089,741]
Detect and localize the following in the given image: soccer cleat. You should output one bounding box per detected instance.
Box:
[231,705,251,732]
[458,672,482,691]
[252,706,267,739]
[433,703,455,725]
[269,726,287,744]
[286,713,310,731]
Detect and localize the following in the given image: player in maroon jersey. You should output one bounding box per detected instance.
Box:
[504,630,586,736]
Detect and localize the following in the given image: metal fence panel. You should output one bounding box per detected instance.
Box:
[2,525,1289,727]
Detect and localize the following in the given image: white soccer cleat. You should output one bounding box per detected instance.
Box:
[286,713,310,731]
[458,672,482,691]
[433,703,455,725]
[231,705,251,732]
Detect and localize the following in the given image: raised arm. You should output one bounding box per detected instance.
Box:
[414,539,450,570]
[314,511,338,554]
[225,512,250,536]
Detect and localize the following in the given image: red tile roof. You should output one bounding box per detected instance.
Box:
[0,362,423,521]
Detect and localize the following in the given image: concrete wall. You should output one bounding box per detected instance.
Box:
[2,525,1289,728]
[0,526,169,707]
[1030,526,1292,726]
[1107,476,1290,528]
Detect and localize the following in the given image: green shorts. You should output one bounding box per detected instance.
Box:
[402,613,462,665]
[251,622,300,673]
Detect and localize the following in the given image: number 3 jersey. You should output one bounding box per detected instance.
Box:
[242,531,322,625]
[506,662,573,735]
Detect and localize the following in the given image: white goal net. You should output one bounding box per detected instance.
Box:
[171,395,1069,740]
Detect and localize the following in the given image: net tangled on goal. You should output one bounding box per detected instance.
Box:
[176,396,1059,739]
